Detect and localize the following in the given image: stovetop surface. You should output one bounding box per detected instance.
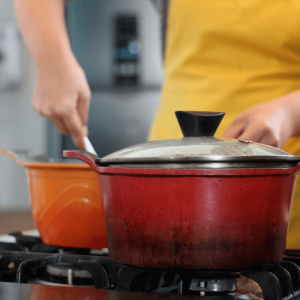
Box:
[1,230,300,300]
[0,281,252,300]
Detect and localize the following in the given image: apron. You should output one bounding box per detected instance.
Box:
[149,0,300,248]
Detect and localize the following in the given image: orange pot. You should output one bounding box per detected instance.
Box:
[0,150,107,249]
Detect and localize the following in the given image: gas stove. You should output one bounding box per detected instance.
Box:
[0,230,300,299]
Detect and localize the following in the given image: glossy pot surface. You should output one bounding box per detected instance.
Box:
[64,111,300,269]
[102,167,299,269]
[1,150,107,249]
[65,151,300,269]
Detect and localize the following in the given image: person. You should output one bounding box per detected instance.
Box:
[15,0,300,248]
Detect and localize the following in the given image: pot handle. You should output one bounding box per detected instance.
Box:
[0,150,50,165]
[175,111,225,137]
[63,150,100,171]
[294,163,300,175]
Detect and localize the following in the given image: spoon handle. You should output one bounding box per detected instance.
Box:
[84,136,97,156]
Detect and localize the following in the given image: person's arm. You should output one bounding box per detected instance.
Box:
[222,90,300,148]
[15,0,90,150]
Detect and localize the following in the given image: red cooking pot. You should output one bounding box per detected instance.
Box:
[64,111,300,270]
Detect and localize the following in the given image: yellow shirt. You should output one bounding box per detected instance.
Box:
[149,0,300,248]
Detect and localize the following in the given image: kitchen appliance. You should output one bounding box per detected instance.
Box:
[0,150,107,249]
[64,111,300,270]
[114,14,140,86]
[0,229,300,299]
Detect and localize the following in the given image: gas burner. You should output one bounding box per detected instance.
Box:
[190,273,239,295]
[28,278,94,288]
[42,262,94,287]
[1,232,300,300]
[46,263,93,279]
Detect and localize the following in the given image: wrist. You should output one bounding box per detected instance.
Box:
[36,49,80,74]
[35,42,76,67]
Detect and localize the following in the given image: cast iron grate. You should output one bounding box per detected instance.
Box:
[1,234,300,298]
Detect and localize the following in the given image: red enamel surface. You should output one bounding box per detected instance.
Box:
[99,167,297,269]
[64,149,300,269]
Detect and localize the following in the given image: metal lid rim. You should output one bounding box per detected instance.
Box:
[98,155,300,165]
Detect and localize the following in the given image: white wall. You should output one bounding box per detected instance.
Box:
[0,0,46,210]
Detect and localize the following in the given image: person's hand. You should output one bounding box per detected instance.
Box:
[32,57,91,150]
[15,0,90,149]
[222,92,300,148]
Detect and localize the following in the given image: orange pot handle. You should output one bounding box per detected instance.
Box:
[0,150,49,165]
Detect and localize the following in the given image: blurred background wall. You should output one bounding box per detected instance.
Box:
[0,0,163,210]
[0,0,46,211]
[49,0,164,158]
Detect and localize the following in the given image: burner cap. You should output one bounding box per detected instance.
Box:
[190,277,238,293]
[190,273,240,294]
[46,263,92,279]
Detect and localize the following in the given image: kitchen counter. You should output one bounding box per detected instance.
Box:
[0,211,35,234]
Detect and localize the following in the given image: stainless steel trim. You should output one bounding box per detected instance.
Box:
[98,155,300,166]
[103,161,298,169]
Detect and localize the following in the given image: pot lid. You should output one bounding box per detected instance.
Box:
[98,111,300,165]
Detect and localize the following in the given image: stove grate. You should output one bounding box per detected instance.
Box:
[1,236,300,298]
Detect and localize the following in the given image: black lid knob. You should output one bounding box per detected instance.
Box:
[175,111,225,137]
